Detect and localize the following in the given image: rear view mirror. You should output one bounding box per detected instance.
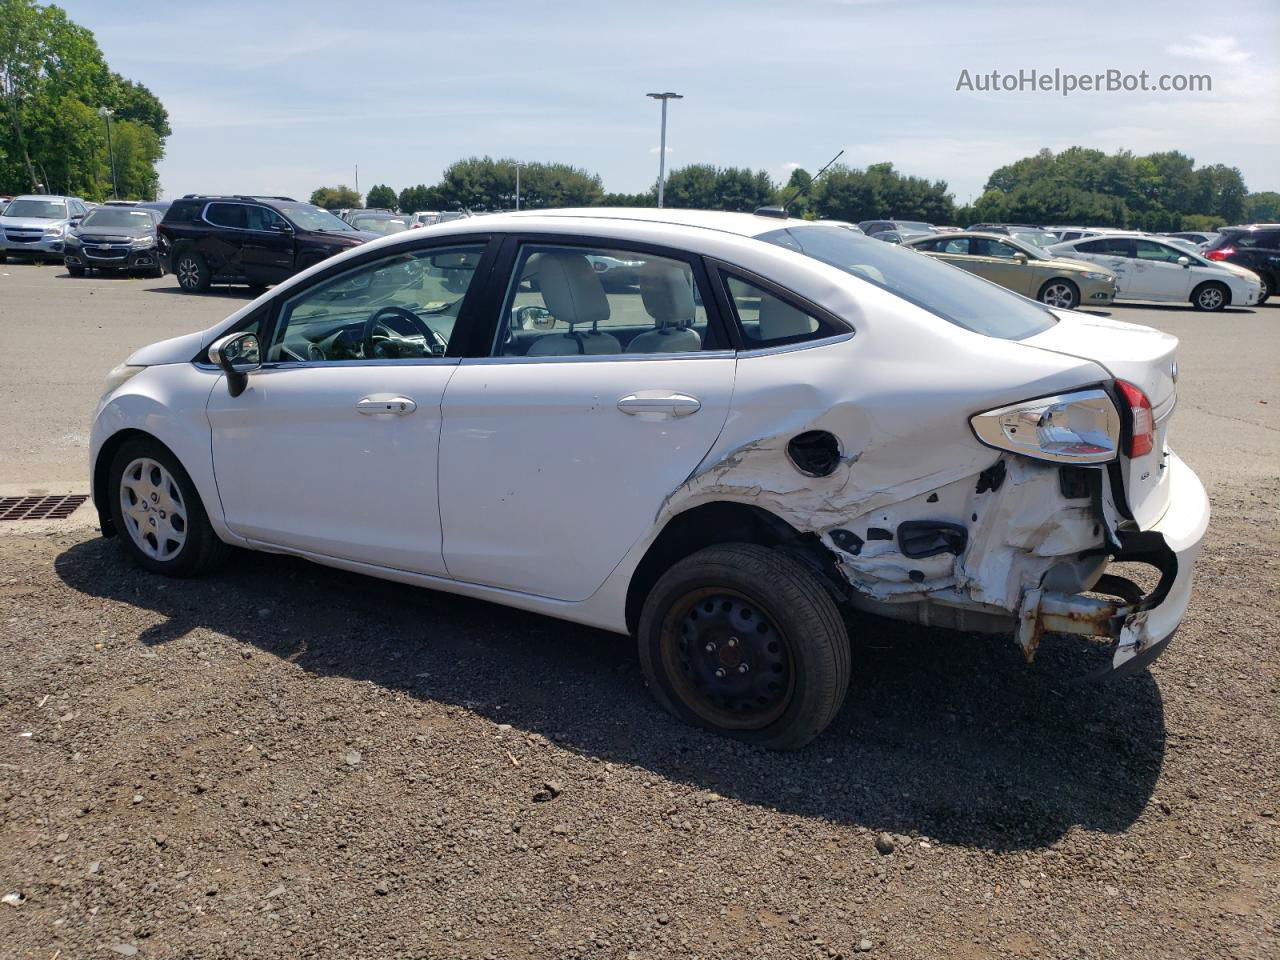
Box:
[430,251,479,270]
[209,331,261,398]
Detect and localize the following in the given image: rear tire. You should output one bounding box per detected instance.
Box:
[174,250,211,292]
[67,262,85,277]
[1037,278,1079,310]
[1192,281,1228,312]
[107,438,231,577]
[637,543,850,750]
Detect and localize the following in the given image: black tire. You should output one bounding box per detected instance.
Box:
[174,249,211,292]
[637,543,850,750]
[67,262,85,277]
[1037,278,1079,310]
[1257,274,1272,305]
[107,437,231,577]
[1191,281,1229,312]
[0,250,6,264]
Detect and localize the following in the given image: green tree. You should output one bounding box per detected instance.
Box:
[365,183,396,209]
[309,184,361,209]
[1244,191,1280,223]
[812,162,955,224]
[662,164,775,211]
[1,0,164,199]
[596,190,654,207]
[398,183,447,213]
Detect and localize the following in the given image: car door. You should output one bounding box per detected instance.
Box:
[207,239,496,575]
[1130,239,1194,301]
[241,205,296,283]
[437,238,738,602]
[922,235,972,269]
[969,237,1033,295]
[1072,237,1133,295]
[201,201,250,276]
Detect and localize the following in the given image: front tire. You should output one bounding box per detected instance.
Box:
[1257,274,1272,305]
[66,262,85,277]
[107,438,230,577]
[1038,278,1079,310]
[638,543,850,750]
[174,250,211,292]
[1192,281,1228,311]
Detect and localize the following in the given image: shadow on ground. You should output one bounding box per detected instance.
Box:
[55,536,1166,851]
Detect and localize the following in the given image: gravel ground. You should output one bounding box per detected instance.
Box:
[1,477,1276,959]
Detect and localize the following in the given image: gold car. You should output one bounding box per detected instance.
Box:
[904,232,1117,309]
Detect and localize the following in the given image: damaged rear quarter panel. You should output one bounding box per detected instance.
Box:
[657,300,1115,618]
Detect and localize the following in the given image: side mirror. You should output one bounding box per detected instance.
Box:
[1177,256,1191,267]
[270,221,293,234]
[208,332,261,398]
[1013,252,1029,264]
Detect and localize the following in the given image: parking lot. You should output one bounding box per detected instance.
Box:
[1,261,1277,958]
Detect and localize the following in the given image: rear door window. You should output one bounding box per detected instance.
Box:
[206,203,248,229]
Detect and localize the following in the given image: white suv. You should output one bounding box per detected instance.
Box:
[90,209,1209,748]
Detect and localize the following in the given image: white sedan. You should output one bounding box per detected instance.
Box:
[91,209,1209,748]
[1048,232,1261,311]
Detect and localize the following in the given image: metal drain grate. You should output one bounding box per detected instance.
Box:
[0,495,89,521]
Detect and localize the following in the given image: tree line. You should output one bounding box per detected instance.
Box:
[1,0,170,200]
[312,150,1276,229]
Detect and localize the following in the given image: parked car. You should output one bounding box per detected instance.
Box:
[64,205,162,277]
[965,222,1044,234]
[857,219,935,241]
[0,194,90,263]
[1049,233,1262,310]
[348,211,410,236]
[1162,231,1220,248]
[905,232,1116,309]
[408,211,442,229]
[90,209,1208,748]
[157,195,376,293]
[340,208,394,225]
[1202,225,1279,304]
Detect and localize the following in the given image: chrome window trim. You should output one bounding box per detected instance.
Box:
[735,331,854,357]
[460,349,737,366]
[194,357,461,372]
[200,201,289,234]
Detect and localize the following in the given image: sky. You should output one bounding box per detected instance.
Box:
[60,0,1280,206]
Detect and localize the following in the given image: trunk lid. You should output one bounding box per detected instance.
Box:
[1023,311,1179,529]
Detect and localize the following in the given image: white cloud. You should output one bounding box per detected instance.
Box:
[1166,35,1252,65]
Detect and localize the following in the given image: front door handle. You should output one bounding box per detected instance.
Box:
[356,395,417,416]
[617,392,701,417]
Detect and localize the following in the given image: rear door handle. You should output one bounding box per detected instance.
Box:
[617,392,701,417]
[356,395,417,416]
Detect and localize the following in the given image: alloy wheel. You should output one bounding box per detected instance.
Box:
[1041,282,1077,309]
[176,257,200,289]
[1197,286,1224,310]
[119,457,188,561]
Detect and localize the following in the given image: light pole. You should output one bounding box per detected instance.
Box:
[98,107,118,199]
[646,92,682,208]
[512,161,526,211]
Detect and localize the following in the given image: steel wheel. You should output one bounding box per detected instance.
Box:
[119,457,188,562]
[660,587,796,731]
[1039,280,1078,309]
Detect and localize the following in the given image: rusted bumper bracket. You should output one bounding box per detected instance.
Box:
[1016,531,1179,674]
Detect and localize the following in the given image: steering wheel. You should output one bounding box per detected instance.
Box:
[360,305,446,358]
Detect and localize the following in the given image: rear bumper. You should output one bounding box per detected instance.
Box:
[1016,451,1209,675]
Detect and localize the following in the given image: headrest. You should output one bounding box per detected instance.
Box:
[530,252,610,328]
[758,293,816,341]
[639,260,695,328]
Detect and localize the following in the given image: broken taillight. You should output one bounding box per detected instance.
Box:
[1116,379,1154,457]
[970,389,1121,464]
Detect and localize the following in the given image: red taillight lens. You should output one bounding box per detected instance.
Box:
[1116,380,1154,457]
[1204,247,1234,261]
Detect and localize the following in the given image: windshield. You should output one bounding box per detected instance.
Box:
[81,208,157,229]
[4,199,68,220]
[758,225,1057,340]
[273,203,356,232]
[352,216,408,235]
[1010,231,1061,251]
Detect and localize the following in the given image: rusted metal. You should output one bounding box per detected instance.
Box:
[1016,588,1132,663]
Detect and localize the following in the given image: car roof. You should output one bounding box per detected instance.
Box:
[12,194,74,201]
[426,207,836,241]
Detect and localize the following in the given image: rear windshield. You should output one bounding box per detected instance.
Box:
[757,225,1057,340]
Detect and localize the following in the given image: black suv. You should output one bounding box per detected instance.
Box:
[157,195,376,292]
[1204,225,1279,304]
